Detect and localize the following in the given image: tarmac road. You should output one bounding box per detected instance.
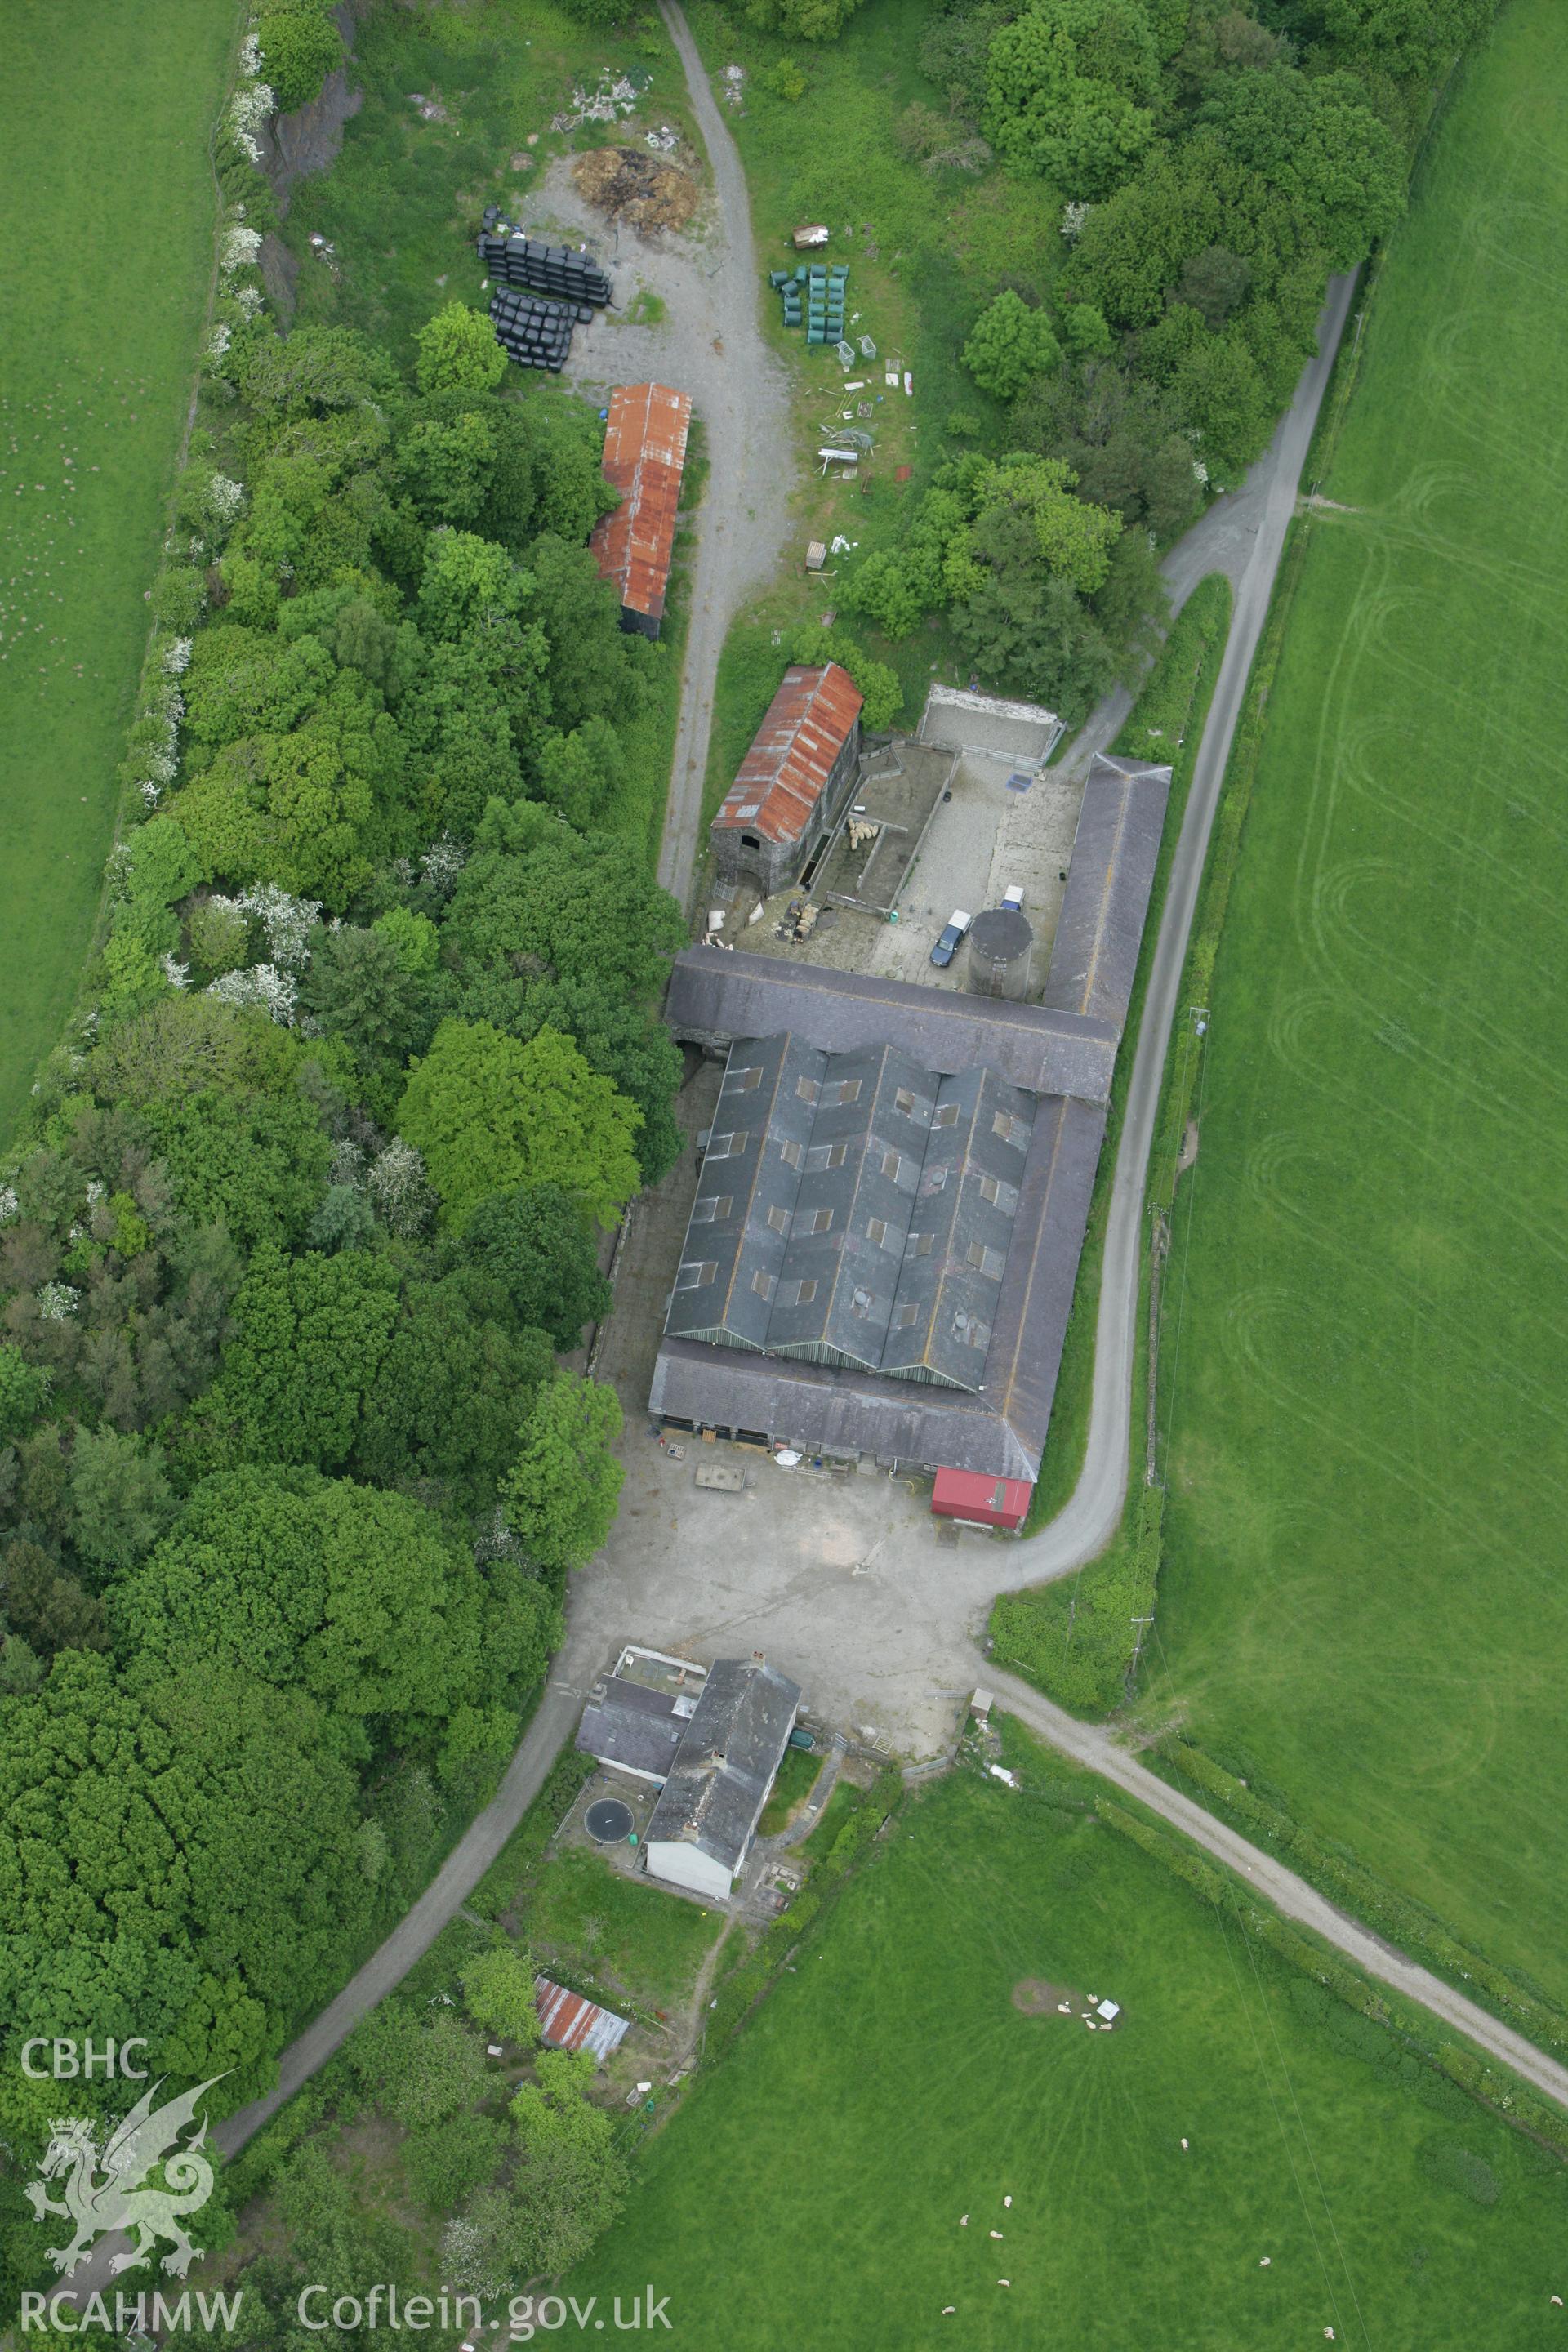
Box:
[1007,270,1358,1583]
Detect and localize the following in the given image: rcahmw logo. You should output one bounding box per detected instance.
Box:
[25,2074,227,2280]
[20,2289,244,2336]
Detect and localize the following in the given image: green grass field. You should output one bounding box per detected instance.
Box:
[526,1844,724,2014]
[568,1740,1568,2349]
[1146,0,1568,2012]
[0,0,238,1142]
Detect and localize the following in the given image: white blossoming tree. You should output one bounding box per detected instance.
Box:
[238,883,321,971]
[221,223,263,274]
[206,963,298,1024]
[421,832,468,892]
[366,1140,435,1238]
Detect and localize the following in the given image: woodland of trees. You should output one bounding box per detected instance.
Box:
[838,0,1494,718]
[0,289,684,2255]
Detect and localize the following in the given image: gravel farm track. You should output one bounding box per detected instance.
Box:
[52,33,1568,2305]
[650,0,795,906]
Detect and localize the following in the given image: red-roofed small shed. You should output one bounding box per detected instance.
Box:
[534,1975,631,2065]
[931,1468,1032,1533]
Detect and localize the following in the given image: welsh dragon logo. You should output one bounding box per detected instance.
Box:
[25,2076,225,2278]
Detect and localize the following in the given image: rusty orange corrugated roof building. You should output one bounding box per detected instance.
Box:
[713,662,864,851]
[590,381,692,639]
[533,1975,631,2065]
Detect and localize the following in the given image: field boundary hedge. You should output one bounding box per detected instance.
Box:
[703,1768,903,2047]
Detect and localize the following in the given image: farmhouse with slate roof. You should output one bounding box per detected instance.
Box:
[643,1655,803,1901]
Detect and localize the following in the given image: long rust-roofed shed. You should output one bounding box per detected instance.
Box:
[590,381,692,637]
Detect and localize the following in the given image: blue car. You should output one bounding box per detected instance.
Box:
[929,909,972,968]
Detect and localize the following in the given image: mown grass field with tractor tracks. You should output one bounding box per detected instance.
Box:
[1145,0,1568,2018]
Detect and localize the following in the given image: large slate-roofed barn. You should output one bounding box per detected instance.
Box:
[653,753,1175,1499]
[667,1036,1035,1389]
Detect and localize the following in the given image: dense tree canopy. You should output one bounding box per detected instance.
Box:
[1320,0,1494,78]
[987,0,1162,193]
[0,1648,363,2087]
[500,1374,625,1584]
[352,1272,555,1512]
[1196,65,1404,270]
[256,1,342,111]
[185,1245,401,1472]
[112,1466,557,1735]
[963,290,1064,397]
[846,449,1137,720]
[397,1018,643,1234]
[462,1186,612,1352]
[415,303,509,398]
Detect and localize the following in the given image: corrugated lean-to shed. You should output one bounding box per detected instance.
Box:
[590,381,692,636]
[533,1976,631,2064]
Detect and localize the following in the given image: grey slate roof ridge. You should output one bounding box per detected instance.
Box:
[649,1090,1107,1480]
[664,949,1120,1105]
[644,1656,802,1869]
[1040,751,1172,1034]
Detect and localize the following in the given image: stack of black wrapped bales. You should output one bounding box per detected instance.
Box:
[488,287,578,372]
[479,209,613,310]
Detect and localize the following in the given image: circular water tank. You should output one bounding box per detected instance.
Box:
[586,1797,635,1844]
[966,906,1034,1000]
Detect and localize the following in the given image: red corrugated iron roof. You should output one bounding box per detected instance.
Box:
[712,664,864,848]
[931,1468,1032,1529]
[533,1974,631,2065]
[590,381,692,622]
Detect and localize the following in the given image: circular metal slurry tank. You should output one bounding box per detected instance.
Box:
[966,905,1035,999]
